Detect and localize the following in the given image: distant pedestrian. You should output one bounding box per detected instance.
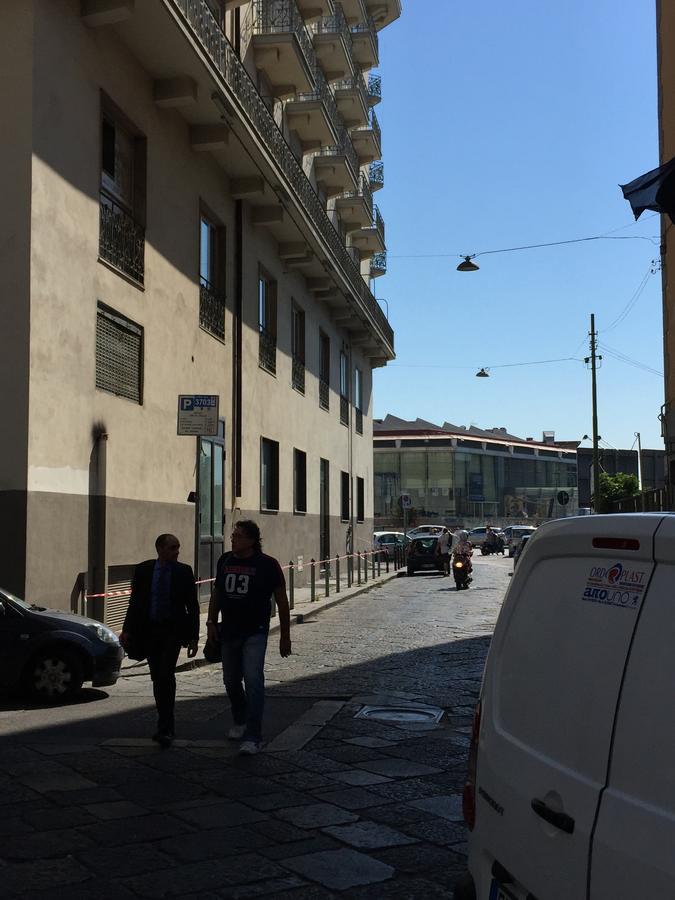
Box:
[435,528,451,575]
[207,520,292,755]
[120,534,199,747]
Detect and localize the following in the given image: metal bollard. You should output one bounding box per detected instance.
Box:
[324,559,330,597]
[363,552,368,583]
[347,553,353,588]
[289,561,295,610]
[371,551,375,579]
[310,559,316,603]
[377,553,381,576]
[385,553,389,574]
[357,552,362,585]
[336,555,341,593]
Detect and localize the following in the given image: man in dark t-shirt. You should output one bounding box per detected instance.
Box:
[207,520,291,755]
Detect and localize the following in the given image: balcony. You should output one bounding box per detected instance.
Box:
[310,4,353,80]
[350,16,378,69]
[319,378,330,409]
[370,250,386,278]
[259,325,277,374]
[363,0,402,29]
[369,160,384,191]
[285,66,340,148]
[350,108,381,163]
[292,355,305,392]
[367,73,381,106]
[295,0,332,16]
[312,126,359,195]
[168,0,393,358]
[330,173,373,231]
[339,0,368,25]
[333,72,369,128]
[350,203,385,256]
[199,279,226,340]
[99,191,145,285]
[247,0,316,95]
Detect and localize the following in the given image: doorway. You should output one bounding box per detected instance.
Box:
[197,421,225,602]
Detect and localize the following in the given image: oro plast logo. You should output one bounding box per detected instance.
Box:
[607,563,623,585]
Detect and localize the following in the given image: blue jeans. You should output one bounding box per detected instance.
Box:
[221,631,268,742]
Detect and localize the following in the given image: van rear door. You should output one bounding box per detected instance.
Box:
[590,514,675,898]
[469,515,661,900]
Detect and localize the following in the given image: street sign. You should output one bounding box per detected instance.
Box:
[400,493,412,509]
[177,395,219,436]
[557,490,570,506]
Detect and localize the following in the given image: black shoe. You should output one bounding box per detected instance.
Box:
[152,731,174,748]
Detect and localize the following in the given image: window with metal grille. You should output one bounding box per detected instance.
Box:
[339,350,349,426]
[259,269,277,374]
[341,470,350,522]
[319,330,330,410]
[294,448,307,513]
[357,476,365,522]
[291,302,305,394]
[354,367,363,434]
[96,304,143,403]
[261,437,279,511]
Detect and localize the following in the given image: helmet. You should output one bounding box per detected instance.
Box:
[458,530,469,541]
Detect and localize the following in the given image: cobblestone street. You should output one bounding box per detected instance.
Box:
[0,555,510,898]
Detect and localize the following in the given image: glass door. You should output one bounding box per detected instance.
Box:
[197,423,225,601]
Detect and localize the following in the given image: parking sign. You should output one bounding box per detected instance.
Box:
[177,395,219,436]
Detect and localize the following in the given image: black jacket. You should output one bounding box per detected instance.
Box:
[123,560,199,645]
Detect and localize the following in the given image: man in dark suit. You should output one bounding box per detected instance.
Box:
[121,534,199,747]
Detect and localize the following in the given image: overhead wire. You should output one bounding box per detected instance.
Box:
[598,341,663,377]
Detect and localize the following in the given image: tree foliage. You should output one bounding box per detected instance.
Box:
[597,471,640,504]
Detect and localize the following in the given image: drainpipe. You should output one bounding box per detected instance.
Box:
[87,425,108,623]
[232,199,243,503]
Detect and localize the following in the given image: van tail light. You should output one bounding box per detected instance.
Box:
[463,699,482,831]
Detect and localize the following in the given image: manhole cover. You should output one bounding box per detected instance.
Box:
[355,705,444,724]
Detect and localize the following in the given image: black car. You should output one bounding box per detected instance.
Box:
[407,536,444,576]
[0,588,124,700]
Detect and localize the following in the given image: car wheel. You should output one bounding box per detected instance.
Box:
[25,649,85,701]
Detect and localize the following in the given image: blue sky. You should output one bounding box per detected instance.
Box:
[373,0,663,450]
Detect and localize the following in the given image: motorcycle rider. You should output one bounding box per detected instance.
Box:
[453,530,474,570]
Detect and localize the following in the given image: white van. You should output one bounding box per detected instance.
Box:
[456,513,675,900]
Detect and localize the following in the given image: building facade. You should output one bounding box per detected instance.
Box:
[576,446,666,508]
[374,417,578,528]
[0,0,398,621]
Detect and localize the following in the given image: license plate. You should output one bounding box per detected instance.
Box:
[489,879,519,900]
[422,563,435,569]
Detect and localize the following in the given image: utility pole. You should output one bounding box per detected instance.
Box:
[635,431,643,491]
[587,315,602,512]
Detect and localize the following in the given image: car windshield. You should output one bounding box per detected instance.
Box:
[0,589,46,612]
[414,538,437,551]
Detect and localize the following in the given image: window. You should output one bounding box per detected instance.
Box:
[341,471,350,522]
[319,331,330,410]
[258,270,277,374]
[339,350,349,426]
[291,303,305,393]
[95,304,143,404]
[357,476,365,522]
[99,104,146,284]
[294,448,307,513]
[260,437,279,511]
[354,367,363,435]
[199,213,226,340]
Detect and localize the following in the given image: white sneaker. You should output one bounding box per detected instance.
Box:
[239,740,261,755]
[228,724,247,740]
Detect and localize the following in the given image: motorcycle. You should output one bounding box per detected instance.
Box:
[452,553,472,590]
[481,535,505,556]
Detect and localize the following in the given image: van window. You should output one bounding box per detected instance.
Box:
[495,555,652,780]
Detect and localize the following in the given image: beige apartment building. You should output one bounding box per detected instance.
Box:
[0,0,398,622]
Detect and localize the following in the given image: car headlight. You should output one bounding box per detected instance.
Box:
[86,624,120,645]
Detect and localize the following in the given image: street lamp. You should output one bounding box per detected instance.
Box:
[457,255,479,272]
[475,368,490,377]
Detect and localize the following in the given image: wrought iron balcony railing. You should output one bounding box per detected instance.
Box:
[295,64,341,136]
[350,15,378,60]
[259,325,277,374]
[199,279,226,339]
[370,250,386,277]
[332,72,369,113]
[355,408,363,434]
[171,0,393,351]
[340,394,349,425]
[310,3,352,48]
[330,172,373,217]
[248,0,317,77]
[347,245,360,266]
[369,160,384,189]
[369,109,381,149]
[373,203,385,241]
[319,378,330,409]
[99,191,145,284]
[292,354,305,393]
[314,125,359,180]
[367,73,381,104]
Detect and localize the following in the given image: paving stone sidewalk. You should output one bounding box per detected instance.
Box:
[0,556,509,898]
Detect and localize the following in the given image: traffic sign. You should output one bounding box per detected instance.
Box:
[557,490,570,506]
[177,395,219,436]
[400,493,412,509]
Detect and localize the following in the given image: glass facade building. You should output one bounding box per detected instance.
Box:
[374,428,578,526]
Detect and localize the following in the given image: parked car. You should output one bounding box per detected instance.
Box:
[372,531,408,559]
[501,524,537,557]
[407,536,444,576]
[456,513,675,900]
[406,525,446,539]
[512,532,531,567]
[0,588,124,701]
